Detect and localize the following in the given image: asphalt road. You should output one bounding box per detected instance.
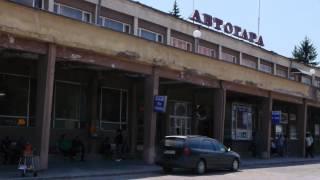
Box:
[77,163,320,180]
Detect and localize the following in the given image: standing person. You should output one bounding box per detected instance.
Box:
[277,134,285,157]
[305,132,314,158]
[1,136,11,164]
[114,129,123,162]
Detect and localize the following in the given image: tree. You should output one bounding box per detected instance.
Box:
[292,37,318,66]
[170,0,181,18]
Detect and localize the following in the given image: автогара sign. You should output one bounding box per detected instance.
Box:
[190,10,264,47]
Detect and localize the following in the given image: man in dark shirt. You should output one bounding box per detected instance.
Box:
[114,129,123,161]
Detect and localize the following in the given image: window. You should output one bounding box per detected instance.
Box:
[222,53,237,63]
[260,61,273,74]
[98,17,131,34]
[54,3,91,23]
[301,75,312,85]
[276,65,288,78]
[315,78,320,88]
[201,140,215,151]
[54,81,82,129]
[0,74,36,127]
[100,87,128,131]
[213,141,226,152]
[242,58,257,69]
[231,103,253,140]
[171,37,192,51]
[139,28,163,43]
[198,45,215,58]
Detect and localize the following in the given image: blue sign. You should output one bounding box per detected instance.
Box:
[272,111,281,125]
[153,96,167,113]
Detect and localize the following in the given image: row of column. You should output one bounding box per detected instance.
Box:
[34,44,309,169]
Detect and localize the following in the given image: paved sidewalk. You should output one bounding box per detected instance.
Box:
[0,156,319,179]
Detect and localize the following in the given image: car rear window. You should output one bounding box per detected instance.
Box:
[164,137,186,148]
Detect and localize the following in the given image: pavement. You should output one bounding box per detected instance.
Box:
[0,155,320,179]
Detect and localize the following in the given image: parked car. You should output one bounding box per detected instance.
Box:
[155,135,240,174]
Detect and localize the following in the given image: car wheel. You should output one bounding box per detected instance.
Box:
[196,159,206,175]
[231,159,239,171]
[162,166,172,173]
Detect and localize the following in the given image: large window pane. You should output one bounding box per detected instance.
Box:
[60,6,83,21]
[11,0,34,7]
[140,29,157,41]
[104,19,124,32]
[0,75,28,116]
[55,82,81,120]
[0,74,29,126]
[101,88,120,122]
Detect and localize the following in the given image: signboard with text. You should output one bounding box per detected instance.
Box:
[153,96,167,113]
[272,111,281,125]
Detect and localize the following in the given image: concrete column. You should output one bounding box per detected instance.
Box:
[297,100,307,157]
[143,68,159,164]
[257,58,261,70]
[273,64,277,75]
[166,28,171,46]
[130,84,138,155]
[212,88,226,143]
[218,45,222,60]
[259,95,272,159]
[35,44,56,170]
[134,17,139,36]
[239,52,243,65]
[48,0,54,12]
[88,74,99,153]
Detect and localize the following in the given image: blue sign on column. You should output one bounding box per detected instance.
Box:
[272,111,281,125]
[153,96,167,113]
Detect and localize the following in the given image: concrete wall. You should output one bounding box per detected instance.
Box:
[0,1,317,101]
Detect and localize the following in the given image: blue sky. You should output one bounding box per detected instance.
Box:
[135,0,320,62]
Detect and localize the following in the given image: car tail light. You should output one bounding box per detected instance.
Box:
[183,147,191,156]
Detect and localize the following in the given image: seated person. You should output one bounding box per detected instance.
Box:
[101,137,112,158]
[71,136,85,161]
[58,134,72,159]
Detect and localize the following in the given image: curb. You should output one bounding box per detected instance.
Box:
[11,169,161,180]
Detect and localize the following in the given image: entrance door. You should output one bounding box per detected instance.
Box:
[169,101,192,135]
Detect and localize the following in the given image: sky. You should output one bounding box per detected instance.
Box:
[135,0,320,62]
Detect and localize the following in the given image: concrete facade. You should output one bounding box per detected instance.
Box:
[0,0,320,170]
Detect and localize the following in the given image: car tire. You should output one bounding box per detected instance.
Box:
[162,167,172,173]
[231,159,239,171]
[196,159,206,175]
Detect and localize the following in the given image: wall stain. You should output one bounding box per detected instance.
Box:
[117,51,140,60]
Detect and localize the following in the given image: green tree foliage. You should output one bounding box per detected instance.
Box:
[292,37,318,66]
[170,0,181,18]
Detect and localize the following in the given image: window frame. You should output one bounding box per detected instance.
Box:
[53,80,82,129]
[222,53,237,63]
[99,16,131,34]
[0,73,33,127]
[171,37,193,52]
[54,3,92,23]
[198,45,216,58]
[139,28,164,43]
[99,87,128,131]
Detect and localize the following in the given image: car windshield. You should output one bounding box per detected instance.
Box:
[164,137,185,148]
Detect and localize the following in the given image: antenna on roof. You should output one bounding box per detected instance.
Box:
[258,0,261,36]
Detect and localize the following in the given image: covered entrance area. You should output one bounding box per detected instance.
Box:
[224,90,271,159]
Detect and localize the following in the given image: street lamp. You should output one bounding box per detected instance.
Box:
[310,69,316,86]
[193,29,202,53]
[310,69,315,75]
